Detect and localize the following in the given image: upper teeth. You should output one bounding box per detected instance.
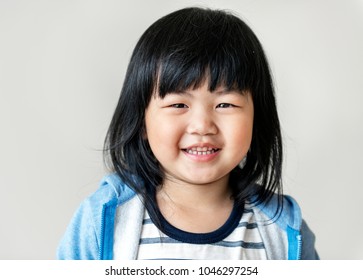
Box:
[185,147,217,155]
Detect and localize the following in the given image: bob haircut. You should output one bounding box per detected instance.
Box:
[104,7,283,220]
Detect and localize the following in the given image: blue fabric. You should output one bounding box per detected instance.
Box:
[287,226,301,260]
[57,174,318,260]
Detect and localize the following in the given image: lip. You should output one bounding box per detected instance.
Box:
[181,143,221,162]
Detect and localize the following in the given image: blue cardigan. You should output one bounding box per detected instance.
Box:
[57,174,319,260]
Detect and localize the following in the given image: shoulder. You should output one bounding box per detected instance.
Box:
[57,173,137,259]
[250,193,318,260]
[74,173,138,234]
[90,173,137,205]
[74,173,137,220]
[252,193,302,231]
[79,173,137,219]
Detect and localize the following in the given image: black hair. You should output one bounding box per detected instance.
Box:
[104,7,283,222]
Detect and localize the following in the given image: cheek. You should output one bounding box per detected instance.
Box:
[243,120,254,143]
[145,117,183,156]
[230,129,252,154]
[227,117,253,145]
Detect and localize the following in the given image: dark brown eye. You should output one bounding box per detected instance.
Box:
[216,103,234,108]
[171,104,188,108]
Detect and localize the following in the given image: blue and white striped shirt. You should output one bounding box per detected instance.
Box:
[137,204,267,260]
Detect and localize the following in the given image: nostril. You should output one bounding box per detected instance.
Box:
[186,121,218,136]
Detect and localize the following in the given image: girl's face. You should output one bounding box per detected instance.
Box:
[145,81,254,188]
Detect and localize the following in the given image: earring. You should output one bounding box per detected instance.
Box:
[238,155,247,169]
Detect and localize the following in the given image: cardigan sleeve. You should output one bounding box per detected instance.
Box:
[56,199,100,260]
[300,219,319,259]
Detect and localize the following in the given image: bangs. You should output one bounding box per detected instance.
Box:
[156,52,253,97]
[148,8,259,97]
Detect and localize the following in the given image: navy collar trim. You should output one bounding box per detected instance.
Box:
[153,202,244,244]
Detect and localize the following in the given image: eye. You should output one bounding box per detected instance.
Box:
[216,103,236,108]
[170,103,188,109]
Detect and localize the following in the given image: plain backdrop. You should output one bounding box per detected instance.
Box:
[1,0,362,259]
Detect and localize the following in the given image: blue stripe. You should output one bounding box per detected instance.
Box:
[214,240,265,249]
[140,237,182,245]
[143,218,153,225]
[140,237,264,249]
[237,222,258,229]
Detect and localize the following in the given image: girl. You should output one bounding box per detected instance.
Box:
[57,7,318,260]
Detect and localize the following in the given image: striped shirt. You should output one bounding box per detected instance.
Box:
[137,204,267,260]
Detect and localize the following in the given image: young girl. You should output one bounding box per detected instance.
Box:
[57,7,318,260]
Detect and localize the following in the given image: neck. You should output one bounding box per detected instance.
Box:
[156,175,234,233]
[158,175,232,210]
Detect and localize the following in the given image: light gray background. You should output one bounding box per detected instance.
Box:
[1,0,362,259]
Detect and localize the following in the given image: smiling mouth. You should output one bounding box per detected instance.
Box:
[182,147,220,155]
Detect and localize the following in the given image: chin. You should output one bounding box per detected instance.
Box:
[183,176,226,186]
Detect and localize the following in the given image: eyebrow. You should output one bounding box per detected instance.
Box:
[214,88,236,95]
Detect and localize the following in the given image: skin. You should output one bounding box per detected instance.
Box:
[145,81,254,233]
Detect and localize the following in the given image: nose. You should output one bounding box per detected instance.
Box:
[186,108,218,136]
